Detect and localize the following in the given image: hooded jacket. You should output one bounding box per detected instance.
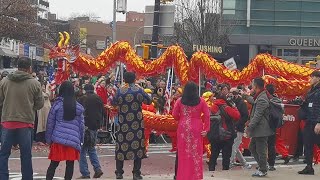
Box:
[0,70,44,124]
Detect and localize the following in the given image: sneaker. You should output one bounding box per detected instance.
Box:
[229,163,236,169]
[243,163,252,169]
[298,166,314,175]
[252,170,267,177]
[93,169,103,178]
[269,166,276,171]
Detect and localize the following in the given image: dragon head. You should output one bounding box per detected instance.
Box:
[46,31,80,63]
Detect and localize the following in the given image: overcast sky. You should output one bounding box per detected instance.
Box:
[50,0,154,22]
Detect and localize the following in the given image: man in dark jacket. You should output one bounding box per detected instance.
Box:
[298,70,320,175]
[229,88,252,169]
[0,57,44,180]
[247,78,273,177]
[78,84,105,179]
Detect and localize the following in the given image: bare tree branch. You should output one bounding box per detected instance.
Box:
[174,0,237,53]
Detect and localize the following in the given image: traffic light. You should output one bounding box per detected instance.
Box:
[142,43,150,60]
[306,61,317,67]
[137,43,167,60]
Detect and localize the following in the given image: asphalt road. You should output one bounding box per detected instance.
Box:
[6,144,320,180]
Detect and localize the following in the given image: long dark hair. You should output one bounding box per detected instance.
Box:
[58,81,76,121]
[181,81,200,106]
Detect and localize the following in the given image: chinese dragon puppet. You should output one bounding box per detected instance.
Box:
[48,32,317,159]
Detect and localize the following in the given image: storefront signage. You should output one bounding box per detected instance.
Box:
[289,38,320,47]
[24,44,29,57]
[193,45,223,54]
[0,38,19,55]
[96,40,106,50]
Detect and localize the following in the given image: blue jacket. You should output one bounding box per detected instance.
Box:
[45,97,85,151]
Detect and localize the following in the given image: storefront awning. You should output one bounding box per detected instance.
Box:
[0,48,18,58]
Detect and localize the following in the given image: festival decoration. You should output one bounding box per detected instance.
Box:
[143,110,177,132]
[46,33,315,160]
[263,75,311,97]
[49,36,314,97]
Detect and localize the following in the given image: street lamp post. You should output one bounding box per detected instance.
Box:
[150,0,161,60]
[134,26,144,46]
[113,0,117,43]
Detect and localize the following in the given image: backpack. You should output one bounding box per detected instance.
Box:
[207,105,232,143]
[268,97,284,131]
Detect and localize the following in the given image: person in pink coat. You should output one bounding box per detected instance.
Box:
[172,81,210,180]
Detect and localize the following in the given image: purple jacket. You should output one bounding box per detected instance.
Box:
[45,97,85,152]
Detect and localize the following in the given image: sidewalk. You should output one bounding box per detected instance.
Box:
[98,165,320,180]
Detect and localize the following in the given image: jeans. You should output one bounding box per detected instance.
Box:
[79,130,102,177]
[46,160,74,180]
[267,134,277,167]
[0,127,33,180]
[249,136,268,173]
[230,132,247,165]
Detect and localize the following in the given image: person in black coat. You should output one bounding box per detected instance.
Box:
[77,84,105,178]
[229,88,252,169]
[298,70,320,175]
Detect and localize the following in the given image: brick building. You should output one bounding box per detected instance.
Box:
[69,11,145,56]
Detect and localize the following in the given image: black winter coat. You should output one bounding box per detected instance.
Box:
[233,96,249,133]
[79,93,106,130]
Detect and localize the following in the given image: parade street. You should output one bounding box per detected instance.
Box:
[7,144,320,180]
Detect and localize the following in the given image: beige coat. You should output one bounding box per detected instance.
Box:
[37,89,51,133]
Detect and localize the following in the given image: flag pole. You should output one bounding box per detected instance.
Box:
[198,67,201,96]
[168,66,174,111]
[165,68,172,114]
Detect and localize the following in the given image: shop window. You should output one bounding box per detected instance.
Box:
[283,49,298,56]
[277,49,283,56]
[300,49,320,57]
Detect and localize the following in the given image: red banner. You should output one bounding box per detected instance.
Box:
[279,104,300,155]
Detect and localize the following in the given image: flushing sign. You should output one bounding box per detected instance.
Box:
[193,45,223,54]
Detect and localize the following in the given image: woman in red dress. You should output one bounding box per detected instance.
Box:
[45,81,85,180]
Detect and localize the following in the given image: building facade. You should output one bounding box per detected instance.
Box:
[223,0,320,65]
[69,12,145,56]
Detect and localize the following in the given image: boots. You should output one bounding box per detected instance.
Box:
[298,166,314,175]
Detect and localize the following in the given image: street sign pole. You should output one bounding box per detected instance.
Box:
[150,0,161,60]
